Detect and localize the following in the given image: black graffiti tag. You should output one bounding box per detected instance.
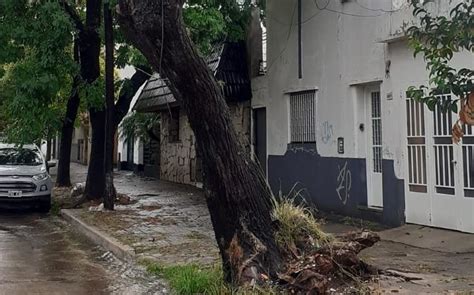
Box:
[336,162,352,205]
[321,121,334,144]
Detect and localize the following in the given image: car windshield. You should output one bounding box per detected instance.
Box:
[0,148,43,166]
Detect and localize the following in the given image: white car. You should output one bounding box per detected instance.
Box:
[0,144,54,212]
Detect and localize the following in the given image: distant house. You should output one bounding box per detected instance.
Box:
[129,41,252,186]
[253,0,474,232]
[116,82,155,176]
[44,114,90,165]
[70,113,90,165]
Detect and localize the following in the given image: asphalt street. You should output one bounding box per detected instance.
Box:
[0,212,110,295]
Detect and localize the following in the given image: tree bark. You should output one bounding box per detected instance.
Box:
[46,138,52,162]
[56,39,81,188]
[103,1,115,210]
[113,66,150,128]
[60,1,108,195]
[56,76,80,187]
[85,109,106,199]
[117,0,281,284]
[82,0,105,200]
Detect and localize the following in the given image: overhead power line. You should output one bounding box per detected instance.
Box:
[265,1,298,72]
[263,0,399,72]
[312,0,386,18]
[354,0,402,13]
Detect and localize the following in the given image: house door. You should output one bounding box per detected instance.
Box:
[253,108,267,176]
[406,94,474,232]
[126,137,134,170]
[366,87,383,208]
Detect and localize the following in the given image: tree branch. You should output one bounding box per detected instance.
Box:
[60,0,85,32]
[113,65,151,128]
[146,128,160,142]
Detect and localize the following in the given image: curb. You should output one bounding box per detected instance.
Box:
[60,209,135,262]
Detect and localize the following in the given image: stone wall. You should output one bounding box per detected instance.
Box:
[160,101,251,186]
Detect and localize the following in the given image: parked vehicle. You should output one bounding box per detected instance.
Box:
[0,144,55,212]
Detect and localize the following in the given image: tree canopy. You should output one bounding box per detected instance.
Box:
[407,0,473,112]
[0,0,76,143]
[0,0,253,144]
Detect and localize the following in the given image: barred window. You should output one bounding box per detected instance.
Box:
[290,91,316,143]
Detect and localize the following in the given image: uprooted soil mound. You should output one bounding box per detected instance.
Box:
[278,230,380,293]
[272,197,380,293]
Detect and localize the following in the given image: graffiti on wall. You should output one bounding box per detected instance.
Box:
[336,161,352,205]
[321,121,334,144]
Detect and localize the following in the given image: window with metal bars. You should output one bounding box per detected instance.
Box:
[290,90,316,143]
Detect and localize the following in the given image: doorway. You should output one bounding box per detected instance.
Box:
[253,108,267,176]
[365,86,383,208]
[126,136,135,170]
[405,93,474,232]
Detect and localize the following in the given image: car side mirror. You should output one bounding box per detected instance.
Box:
[47,161,57,168]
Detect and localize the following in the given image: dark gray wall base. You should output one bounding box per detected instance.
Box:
[382,160,405,226]
[267,144,405,227]
[119,162,144,175]
[144,164,160,178]
[134,164,144,175]
[119,161,132,171]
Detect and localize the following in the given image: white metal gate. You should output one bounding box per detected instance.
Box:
[366,87,383,208]
[406,94,474,232]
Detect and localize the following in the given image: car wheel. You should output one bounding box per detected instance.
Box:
[38,200,51,213]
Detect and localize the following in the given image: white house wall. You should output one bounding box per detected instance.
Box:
[133,138,144,166]
[264,0,390,157]
[256,0,469,227]
[388,37,474,232]
[117,82,147,169]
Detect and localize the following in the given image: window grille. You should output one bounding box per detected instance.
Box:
[371,91,383,173]
[406,97,427,192]
[290,91,316,143]
[432,94,455,194]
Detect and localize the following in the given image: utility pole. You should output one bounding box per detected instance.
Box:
[298,0,302,79]
[104,0,115,210]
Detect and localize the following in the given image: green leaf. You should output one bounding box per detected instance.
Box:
[407,0,473,113]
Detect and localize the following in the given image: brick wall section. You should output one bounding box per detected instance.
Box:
[160,101,251,186]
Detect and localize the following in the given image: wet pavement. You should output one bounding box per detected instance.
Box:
[0,212,167,295]
[0,212,109,295]
[53,163,219,267]
[54,163,474,293]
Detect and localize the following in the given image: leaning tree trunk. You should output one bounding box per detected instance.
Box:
[103,0,116,210]
[82,0,105,200]
[118,0,281,284]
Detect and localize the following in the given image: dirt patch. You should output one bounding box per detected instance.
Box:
[52,186,79,209]
[185,231,209,240]
[361,240,474,292]
[116,194,137,205]
[79,210,137,234]
[140,205,163,211]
